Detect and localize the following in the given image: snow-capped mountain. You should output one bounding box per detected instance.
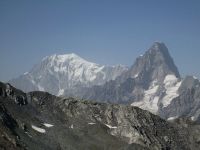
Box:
[78,42,181,103]
[129,42,182,114]
[9,53,128,95]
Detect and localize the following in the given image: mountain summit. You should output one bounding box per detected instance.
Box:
[9,53,127,95]
[125,42,180,82]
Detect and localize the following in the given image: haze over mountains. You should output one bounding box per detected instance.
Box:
[9,42,200,122]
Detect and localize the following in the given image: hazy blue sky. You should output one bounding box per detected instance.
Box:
[0,0,200,81]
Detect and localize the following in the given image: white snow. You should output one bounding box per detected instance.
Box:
[131,75,182,114]
[88,122,96,125]
[31,125,46,133]
[191,116,195,121]
[190,114,199,121]
[49,53,105,82]
[105,124,117,129]
[167,116,178,121]
[58,89,64,96]
[134,73,139,78]
[24,72,28,75]
[46,53,126,84]
[38,85,44,91]
[48,54,112,85]
[132,96,159,114]
[162,74,182,107]
[70,124,74,129]
[131,81,159,114]
[20,53,127,96]
[43,123,54,128]
[193,76,198,79]
[164,74,178,86]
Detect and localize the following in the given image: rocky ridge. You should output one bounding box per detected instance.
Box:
[0,81,200,149]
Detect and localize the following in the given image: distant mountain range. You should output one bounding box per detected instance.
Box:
[9,42,200,122]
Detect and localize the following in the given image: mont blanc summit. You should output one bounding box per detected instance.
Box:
[9,53,127,95]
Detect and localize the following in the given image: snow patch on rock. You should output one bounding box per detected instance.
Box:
[134,73,139,78]
[162,74,182,108]
[43,123,54,128]
[32,125,46,133]
[191,116,195,121]
[88,122,96,125]
[58,89,64,96]
[131,81,159,114]
[70,124,74,129]
[193,76,198,80]
[167,116,178,121]
[105,124,117,129]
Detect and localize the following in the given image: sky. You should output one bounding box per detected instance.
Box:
[0,0,200,81]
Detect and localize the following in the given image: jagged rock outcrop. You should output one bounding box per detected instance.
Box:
[1,81,200,150]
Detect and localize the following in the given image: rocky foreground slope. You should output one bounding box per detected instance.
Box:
[0,82,200,150]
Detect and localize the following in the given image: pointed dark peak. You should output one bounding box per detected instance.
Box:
[147,41,170,58]
[143,42,180,78]
[137,42,170,59]
[151,41,166,49]
[126,42,180,84]
[150,41,166,49]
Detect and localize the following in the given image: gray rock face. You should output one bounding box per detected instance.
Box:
[120,42,180,84]
[0,81,199,150]
[9,53,127,96]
